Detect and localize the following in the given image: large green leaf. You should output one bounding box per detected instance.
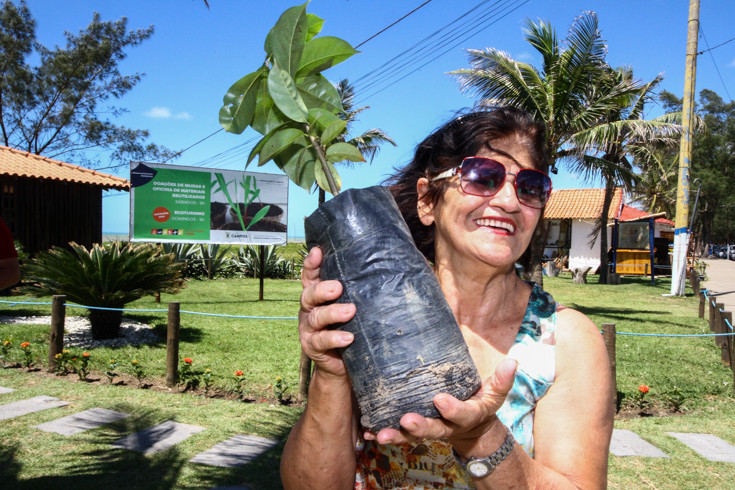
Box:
[264,3,308,76]
[246,121,296,166]
[320,119,347,145]
[314,159,342,195]
[251,78,283,135]
[275,143,317,191]
[295,37,358,79]
[325,142,365,163]
[305,13,324,42]
[296,74,342,113]
[219,69,264,134]
[307,107,340,130]
[268,62,309,123]
[259,127,308,165]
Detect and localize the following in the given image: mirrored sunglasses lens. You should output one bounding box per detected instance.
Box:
[460,158,505,196]
[516,170,551,207]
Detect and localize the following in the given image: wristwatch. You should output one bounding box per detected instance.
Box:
[452,428,515,478]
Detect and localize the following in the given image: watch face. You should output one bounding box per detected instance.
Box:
[466,460,492,478]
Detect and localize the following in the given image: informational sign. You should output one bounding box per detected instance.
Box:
[618,221,650,250]
[129,162,288,245]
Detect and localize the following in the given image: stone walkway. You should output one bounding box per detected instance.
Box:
[3,385,735,482]
[0,385,279,489]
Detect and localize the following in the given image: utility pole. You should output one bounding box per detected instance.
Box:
[670,0,700,296]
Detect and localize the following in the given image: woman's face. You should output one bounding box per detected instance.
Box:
[417,133,543,272]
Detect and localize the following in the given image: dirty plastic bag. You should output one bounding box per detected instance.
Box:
[305,186,482,431]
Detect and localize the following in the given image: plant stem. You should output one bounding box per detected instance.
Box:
[309,135,339,196]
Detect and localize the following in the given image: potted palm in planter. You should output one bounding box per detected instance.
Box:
[22,242,185,340]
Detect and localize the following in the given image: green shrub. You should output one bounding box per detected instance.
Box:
[21,242,185,339]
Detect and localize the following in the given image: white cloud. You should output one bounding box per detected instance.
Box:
[730,58,735,68]
[144,106,192,120]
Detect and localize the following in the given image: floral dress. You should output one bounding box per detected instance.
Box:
[354,283,558,489]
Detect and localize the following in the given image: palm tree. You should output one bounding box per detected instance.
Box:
[316,79,396,204]
[450,12,672,283]
[570,68,682,282]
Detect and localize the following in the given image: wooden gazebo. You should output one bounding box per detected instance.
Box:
[0,145,129,255]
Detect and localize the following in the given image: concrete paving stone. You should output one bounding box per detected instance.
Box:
[0,395,68,421]
[34,408,130,436]
[0,386,15,394]
[110,420,205,455]
[191,434,279,467]
[609,429,669,458]
[667,432,735,463]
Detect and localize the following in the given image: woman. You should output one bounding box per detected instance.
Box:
[281,106,613,489]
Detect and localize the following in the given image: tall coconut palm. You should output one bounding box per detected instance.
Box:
[450,12,670,283]
[316,79,396,204]
[570,68,682,282]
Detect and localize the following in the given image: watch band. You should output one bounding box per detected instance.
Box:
[452,427,515,478]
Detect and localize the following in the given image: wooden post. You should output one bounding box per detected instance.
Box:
[48,295,66,372]
[259,244,265,301]
[722,311,732,367]
[601,323,617,412]
[716,303,725,348]
[699,292,706,318]
[166,302,180,387]
[709,297,716,331]
[154,292,161,303]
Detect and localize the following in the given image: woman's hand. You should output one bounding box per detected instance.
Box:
[367,358,517,446]
[299,246,356,378]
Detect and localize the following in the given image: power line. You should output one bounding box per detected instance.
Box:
[352,0,529,103]
[162,127,223,163]
[697,35,735,55]
[699,26,733,102]
[354,0,434,49]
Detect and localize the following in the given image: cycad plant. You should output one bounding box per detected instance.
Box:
[22,242,186,339]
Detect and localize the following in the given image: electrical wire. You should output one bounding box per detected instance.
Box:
[351,0,529,104]
[699,26,733,102]
[354,0,434,49]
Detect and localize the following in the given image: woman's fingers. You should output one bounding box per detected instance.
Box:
[301,246,323,288]
[373,359,518,444]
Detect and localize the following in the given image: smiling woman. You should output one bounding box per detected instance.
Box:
[282,106,613,489]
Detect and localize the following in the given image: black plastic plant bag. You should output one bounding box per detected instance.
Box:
[305,186,482,431]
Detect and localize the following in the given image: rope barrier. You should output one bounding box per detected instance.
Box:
[0,299,298,321]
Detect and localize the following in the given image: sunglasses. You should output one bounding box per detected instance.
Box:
[431,156,552,209]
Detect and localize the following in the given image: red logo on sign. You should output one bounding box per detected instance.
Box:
[153,207,170,223]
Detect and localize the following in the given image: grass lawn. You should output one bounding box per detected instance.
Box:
[0,272,733,488]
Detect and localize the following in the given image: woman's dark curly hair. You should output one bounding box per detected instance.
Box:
[385,106,547,265]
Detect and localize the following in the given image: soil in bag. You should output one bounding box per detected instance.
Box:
[305,186,482,431]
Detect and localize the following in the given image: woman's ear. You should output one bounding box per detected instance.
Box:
[416,177,435,226]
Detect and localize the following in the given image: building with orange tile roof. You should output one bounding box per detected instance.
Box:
[0,145,130,254]
[543,188,672,274]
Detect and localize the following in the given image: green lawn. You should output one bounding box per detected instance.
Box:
[0,272,733,488]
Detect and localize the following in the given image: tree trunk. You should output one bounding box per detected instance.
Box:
[599,178,615,284]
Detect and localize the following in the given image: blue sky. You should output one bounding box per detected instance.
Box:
[24,0,735,238]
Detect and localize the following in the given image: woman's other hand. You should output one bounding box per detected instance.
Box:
[368,358,517,446]
[299,246,356,378]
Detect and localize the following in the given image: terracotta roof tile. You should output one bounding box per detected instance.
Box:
[544,188,624,220]
[619,204,674,226]
[0,145,129,190]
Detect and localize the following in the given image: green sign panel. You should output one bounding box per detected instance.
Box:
[130,162,288,245]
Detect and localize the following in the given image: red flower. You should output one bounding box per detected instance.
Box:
[183,357,193,364]
[235,370,244,377]
[638,385,649,394]
[20,342,30,348]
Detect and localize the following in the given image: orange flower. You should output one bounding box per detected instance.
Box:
[235,370,244,377]
[20,342,30,348]
[638,385,649,394]
[183,357,193,364]
[82,352,90,358]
